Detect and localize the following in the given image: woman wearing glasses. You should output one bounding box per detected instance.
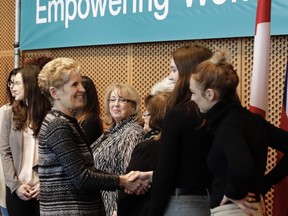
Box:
[0,68,21,216]
[0,66,51,216]
[91,83,145,216]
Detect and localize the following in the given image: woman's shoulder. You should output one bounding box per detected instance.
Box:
[42,111,74,132]
[168,100,198,115]
[125,122,145,133]
[165,100,203,126]
[0,103,11,111]
[83,112,100,121]
[2,105,12,114]
[134,139,159,152]
[1,106,13,121]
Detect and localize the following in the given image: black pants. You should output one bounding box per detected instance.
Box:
[6,186,39,216]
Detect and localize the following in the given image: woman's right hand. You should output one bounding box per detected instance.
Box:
[16,184,32,201]
[119,171,150,195]
[30,183,40,200]
[127,171,153,183]
[220,194,259,216]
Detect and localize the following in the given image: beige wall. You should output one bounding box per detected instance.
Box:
[1,1,288,215]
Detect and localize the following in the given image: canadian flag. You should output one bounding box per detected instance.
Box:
[273,60,288,216]
[249,0,271,118]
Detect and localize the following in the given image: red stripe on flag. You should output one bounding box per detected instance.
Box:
[249,105,266,118]
[279,106,288,131]
[256,0,271,24]
[249,0,271,118]
[273,61,288,216]
[273,173,288,216]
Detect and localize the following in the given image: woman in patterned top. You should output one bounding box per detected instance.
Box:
[91,83,145,216]
[37,58,147,216]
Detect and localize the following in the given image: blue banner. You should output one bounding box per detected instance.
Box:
[20,0,287,50]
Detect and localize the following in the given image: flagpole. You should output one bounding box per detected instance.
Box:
[14,0,20,68]
[249,0,271,118]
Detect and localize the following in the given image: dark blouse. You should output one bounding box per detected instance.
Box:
[117,134,160,216]
[80,112,103,146]
[205,100,288,208]
[148,100,213,216]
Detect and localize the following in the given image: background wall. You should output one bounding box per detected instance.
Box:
[1,1,287,215]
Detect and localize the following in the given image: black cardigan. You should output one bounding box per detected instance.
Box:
[205,100,288,208]
[148,100,213,216]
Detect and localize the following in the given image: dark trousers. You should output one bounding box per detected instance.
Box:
[6,186,40,216]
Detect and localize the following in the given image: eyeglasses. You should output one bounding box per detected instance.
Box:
[13,81,23,86]
[7,81,14,87]
[142,111,150,117]
[108,97,134,104]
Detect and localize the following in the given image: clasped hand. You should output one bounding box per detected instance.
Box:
[16,183,40,201]
[120,171,153,195]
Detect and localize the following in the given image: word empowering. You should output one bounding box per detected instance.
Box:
[36,0,169,28]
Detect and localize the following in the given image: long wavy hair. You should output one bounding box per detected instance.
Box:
[75,76,103,131]
[12,65,51,136]
[167,44,213,111]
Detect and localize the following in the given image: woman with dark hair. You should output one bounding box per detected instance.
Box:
[189,50,288,215]
[0,68,21,216]
[23,56,53,70]
[147,44,214,216]
[75,76,103,146]
[0,65,51,216]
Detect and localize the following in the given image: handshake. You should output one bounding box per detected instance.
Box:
[119,171,153,195]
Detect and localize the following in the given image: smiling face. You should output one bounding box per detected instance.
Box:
[108,89,135,125]
[13,73,25,101]
[9,74,16,97]
[52,70,85,116]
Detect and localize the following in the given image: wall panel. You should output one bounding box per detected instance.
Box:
[1,0,288,215]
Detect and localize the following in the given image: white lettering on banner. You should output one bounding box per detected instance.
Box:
[36,0,47,23]
[90,0,106,17]
[213,0,226,5]
[186,0,248,7]
[36,0,169,28]
[66,0,77,27]
[48,0,64,22]
[78,0,90,19]
[109,0,121,16]
[186,0,207,7]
